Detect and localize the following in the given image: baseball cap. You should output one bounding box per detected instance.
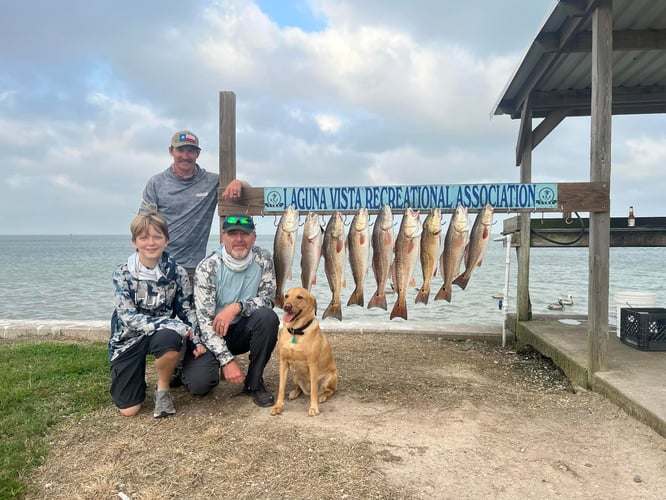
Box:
[171,130,201,149]
[222,214,256,233]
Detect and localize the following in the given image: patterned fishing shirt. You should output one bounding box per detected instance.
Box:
[110,251,201,362]
[194,245,276,366]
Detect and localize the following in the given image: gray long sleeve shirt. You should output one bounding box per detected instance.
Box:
[142,165,219,269]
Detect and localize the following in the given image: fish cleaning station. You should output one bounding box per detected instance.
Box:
[217,0,666,438]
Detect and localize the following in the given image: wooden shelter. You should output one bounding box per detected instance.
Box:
[493,0,666,379]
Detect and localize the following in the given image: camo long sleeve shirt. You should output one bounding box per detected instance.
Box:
[110,251,201,362]
[194,245,276,366]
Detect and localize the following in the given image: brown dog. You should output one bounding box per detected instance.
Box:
[271,287,338,416]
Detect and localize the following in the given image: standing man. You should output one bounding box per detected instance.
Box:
[182,214,279,407]
[141,130,246,281]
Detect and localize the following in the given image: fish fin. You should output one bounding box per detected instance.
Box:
[367,292,387,310]
[322,303,342,321]
[408,275,416,288]
[434,285,452,302]
[482,226,489,239]
[415,288,430,305]
[476,258,483,268]
[312,275,317,285]
[389,299,407,320]
[382,232,393,246]
[336,239,345,253]
[452,274,469,290]
[347,289,364,307]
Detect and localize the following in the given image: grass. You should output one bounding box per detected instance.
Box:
[0,341,110,499]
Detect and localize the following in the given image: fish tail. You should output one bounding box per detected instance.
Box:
[434,285,452,302]
[389,298,408,320]
[415,287,430,305]
[347,288,364,307]
[367,292,387,310]
[322,302,342,321]
[452,274,469,290]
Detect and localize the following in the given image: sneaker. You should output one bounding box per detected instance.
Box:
[243,386,275,407]
[153,389,176,418]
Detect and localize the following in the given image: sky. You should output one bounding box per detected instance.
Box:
[1,0,664,235]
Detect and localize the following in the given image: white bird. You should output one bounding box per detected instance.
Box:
[547,293,574,310]
[560,293,574,306]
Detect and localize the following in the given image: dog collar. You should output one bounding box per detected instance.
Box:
[287,319,314,336]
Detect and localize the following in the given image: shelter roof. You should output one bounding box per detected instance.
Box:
[493,0,666,120]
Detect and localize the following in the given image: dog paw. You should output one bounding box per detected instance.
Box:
[270,405,282,416]
[308,407,320,416]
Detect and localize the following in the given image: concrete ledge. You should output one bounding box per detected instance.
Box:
[592,373,666,438]
[0,320,109,342]
[511,317,589,388]
[0,319,504,344]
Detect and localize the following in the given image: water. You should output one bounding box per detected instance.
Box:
[0,234,663,326]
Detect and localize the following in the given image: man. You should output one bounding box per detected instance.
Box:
[141,130,245,281]
[181,214,279,407]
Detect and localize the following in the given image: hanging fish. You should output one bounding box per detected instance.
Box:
[368,205,394,310]
[415,208,442,305]
[300,212,324,291]
[322,212,346,321]
[347,207,370,307]
[390,208,422,320]
[435,205,468,303]
[273,206,299,309]
[453,204,494,290]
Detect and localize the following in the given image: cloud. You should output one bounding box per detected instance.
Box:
[0,0,663,236]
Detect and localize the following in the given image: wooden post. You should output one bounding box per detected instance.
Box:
[219,91,236,232]
[517,102,533,321]
[588,0,612,376]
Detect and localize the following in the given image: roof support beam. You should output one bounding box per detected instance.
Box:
[537,29,666,52]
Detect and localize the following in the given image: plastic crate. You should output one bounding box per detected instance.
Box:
[620,307,666,351]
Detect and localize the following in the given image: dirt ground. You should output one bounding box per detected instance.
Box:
[30,332,666,500]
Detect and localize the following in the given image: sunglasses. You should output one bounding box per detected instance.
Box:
[225,216,253,226]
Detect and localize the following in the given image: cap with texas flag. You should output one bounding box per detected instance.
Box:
[171,130,201,150]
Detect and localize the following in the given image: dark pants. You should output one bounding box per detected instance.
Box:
[110,328,183,409]
[182,307,279,396]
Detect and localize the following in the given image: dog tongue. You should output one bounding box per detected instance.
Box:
[283,312,297,323]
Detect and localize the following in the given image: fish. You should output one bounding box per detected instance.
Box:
[453,204,494,290]
[322,211,346,321]
[300,211,324,292]
[368,205,395,310]
[390,208,422,320]
[347,207,370,307]
[434,205,468,303]
[272,206,300,309]
[415,208,442,305]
